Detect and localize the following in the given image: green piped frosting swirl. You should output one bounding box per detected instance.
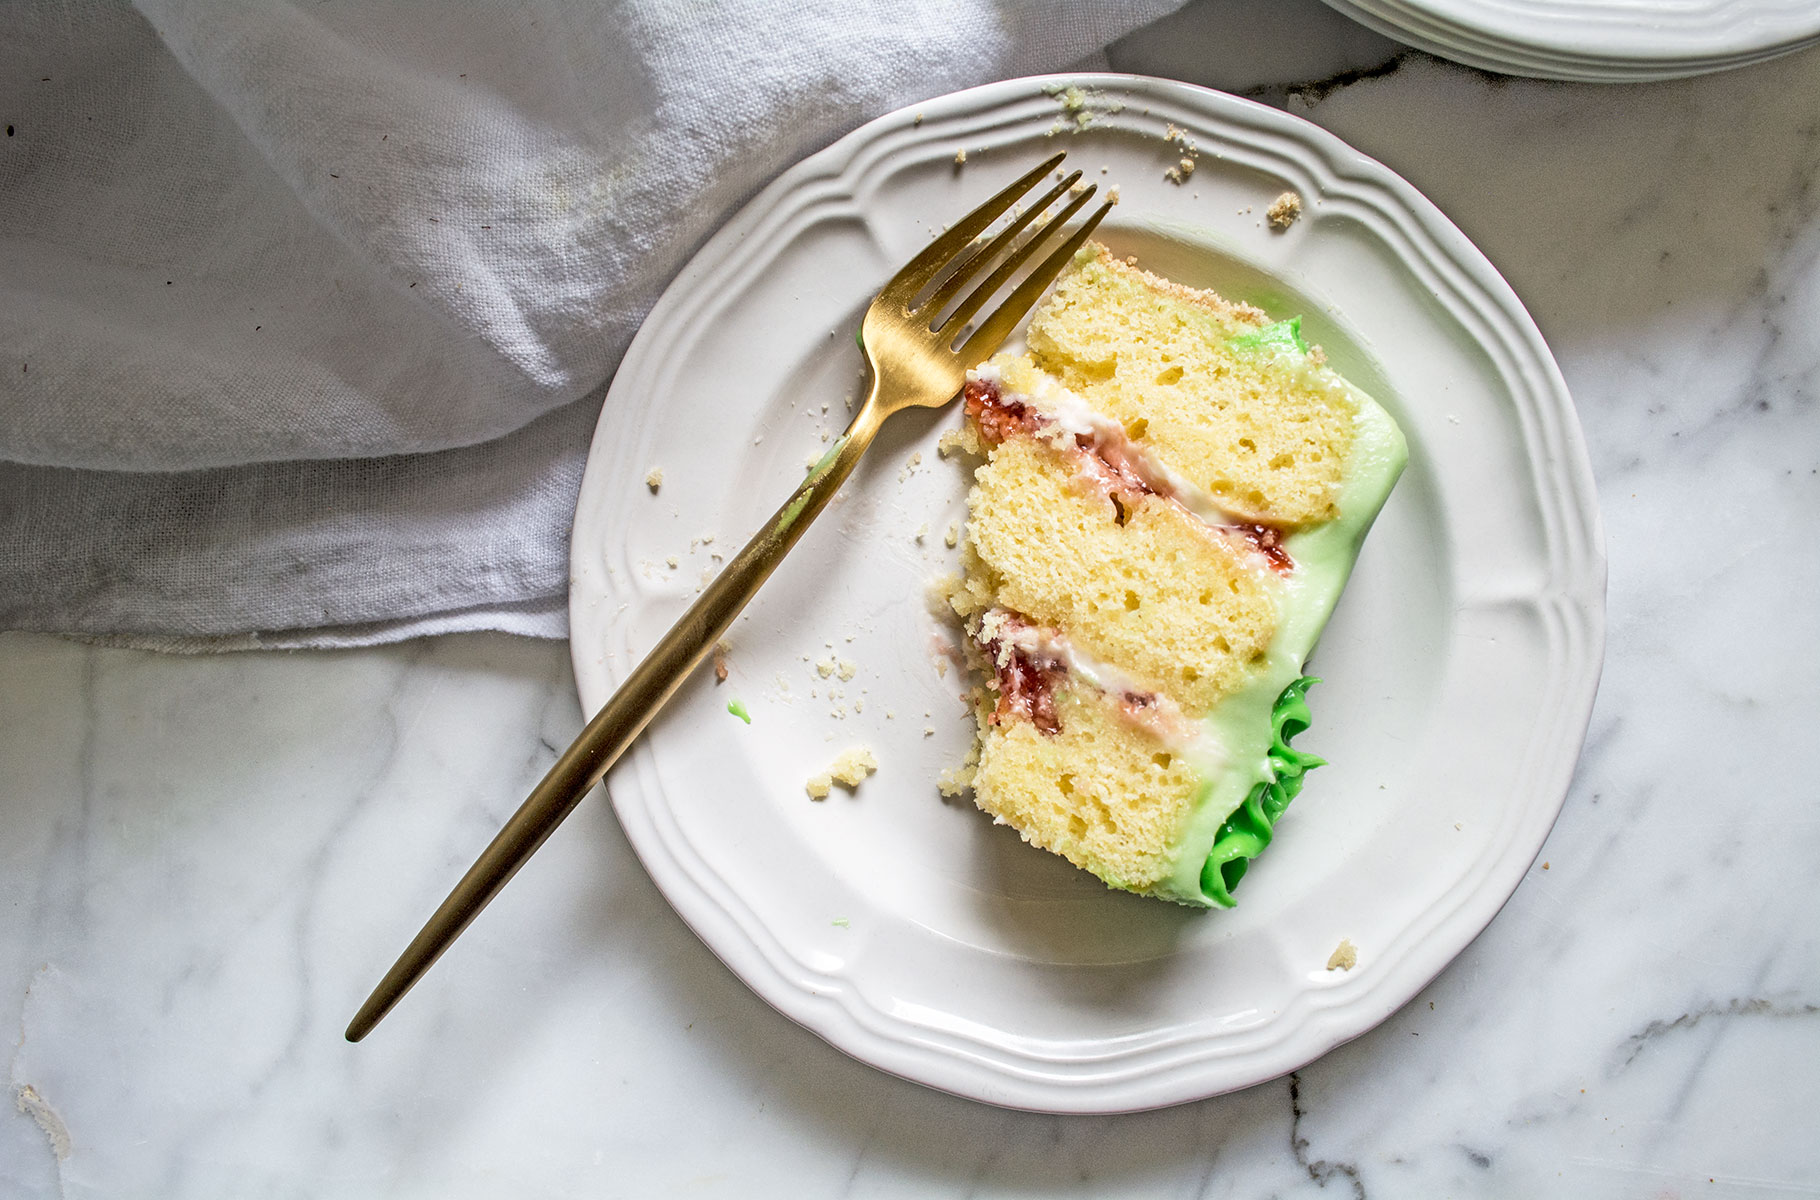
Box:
[1199,676,1325,908]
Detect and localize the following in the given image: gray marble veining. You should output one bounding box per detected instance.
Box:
[3,2,1817,1195]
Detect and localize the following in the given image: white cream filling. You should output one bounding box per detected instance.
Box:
[968,363,1281,558]
[976,608,1229,775]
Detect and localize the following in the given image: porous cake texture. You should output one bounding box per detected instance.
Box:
[946,245,1407,906]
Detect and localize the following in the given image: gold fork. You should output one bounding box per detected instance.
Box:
[346,152,1109,1042]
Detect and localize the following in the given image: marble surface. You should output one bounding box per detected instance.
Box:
[4,1,1818,1194]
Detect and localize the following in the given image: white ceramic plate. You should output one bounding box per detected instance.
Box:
[569,75,1605,1113]
[1320,0,1820,82]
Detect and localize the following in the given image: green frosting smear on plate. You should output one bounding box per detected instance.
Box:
[1199,676,1325,908]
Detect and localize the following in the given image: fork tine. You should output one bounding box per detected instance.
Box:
[914,170,1082,321]
[939,184,1098,341]
[957,198,1114,365]
[881,152,1065,303]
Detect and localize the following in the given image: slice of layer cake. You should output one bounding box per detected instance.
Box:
[946,245,1407,907]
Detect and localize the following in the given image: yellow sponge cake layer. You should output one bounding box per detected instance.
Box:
[1023,246,1357,525]
[969,657,1205,892]
[961,434,1276,714]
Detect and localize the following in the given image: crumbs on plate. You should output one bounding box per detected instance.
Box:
[805,747,878,799]
[1267,191,1303,230]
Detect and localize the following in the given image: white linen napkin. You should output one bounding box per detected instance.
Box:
[0,0,1182,648]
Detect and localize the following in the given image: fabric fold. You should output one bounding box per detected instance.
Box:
[0,0,1184,648]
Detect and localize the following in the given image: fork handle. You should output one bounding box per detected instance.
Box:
[346,393,887,1042]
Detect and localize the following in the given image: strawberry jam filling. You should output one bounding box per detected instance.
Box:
[966,378,1152,507]
[975,612,1065,735]
[963,377,1041,443]
[1232,523,1293,574]
[964,376,1294,574]
[975,610,1188,743]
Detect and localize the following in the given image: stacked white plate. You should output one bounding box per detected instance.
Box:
[1319,0,1820,82]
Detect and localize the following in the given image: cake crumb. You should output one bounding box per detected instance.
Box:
[1541,861,1550,870]
[1267,191,1303,230]
[954,149,967,166]
[645,466,663,492]
[913,112,923,125]
[837,659,857,681]
[938,425,982,458]
[1107,183,1120,205]
[665,555,679,569]
[943,520,960,549]
[816,657,836,678]
[914,522,929,543]
[937,740,980,797]
[712,641,730,683]
[1326,939,1358,971]
[805,747,879,799]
